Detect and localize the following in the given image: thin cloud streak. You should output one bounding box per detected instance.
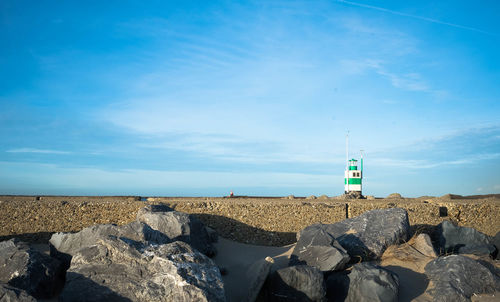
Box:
[336,0,497,36]
[6,148,71,155]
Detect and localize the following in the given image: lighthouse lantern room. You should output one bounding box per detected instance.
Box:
[344,133,363,195]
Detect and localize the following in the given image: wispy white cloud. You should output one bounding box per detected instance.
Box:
[370,153,500,170]
[340,59,430,92]
[336,0,497,36]
[6,148,71,155]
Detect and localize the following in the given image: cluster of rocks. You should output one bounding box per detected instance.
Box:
[256,208,500,302]
[0,205,499,301]
[0,204,223,301]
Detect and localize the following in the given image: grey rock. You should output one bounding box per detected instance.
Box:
[291,227,350,271]
[458,245,497,256]
[343,263,399,302]
[244,256,274,302]
[325,271,350,302]
[300,208,410,260]
[265,265,326,302]
[0,239,64,299]
[60,236,225,302]
[136,204,173,217]
[436,221,495,256]
[424,255,500,302]
[49,221,170,267]
[0,283,37,302]
[137,207,216,256]
[413,233,437,258]
[492,231,500,259]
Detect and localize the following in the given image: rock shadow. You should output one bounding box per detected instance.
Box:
[60,272,133,302]
[383,265,429,302]
[0,231,54,244]
[192,213,296,246]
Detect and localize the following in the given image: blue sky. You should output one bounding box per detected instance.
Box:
[1,0,499,197]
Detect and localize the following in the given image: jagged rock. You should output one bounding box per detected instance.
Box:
[413,233,437,258]
[306,195,317,200]
[0,283,37,302]
[136,207,216,256]
[387,193,402,199]
[318,195,329,200]
[0,239,64,299]
[365,195,375,200]
[60,236,225,302]
[290,228,349,271]
[492,231,500,260]
[49,221,170,267]
[342,263,399,302]
[325,271,350,302]
[436,221,496,256]
[264,265,326,302]
[424,255,500,302]
[286,195,295,199]
[244,257,274,302]
[300,208,410,260]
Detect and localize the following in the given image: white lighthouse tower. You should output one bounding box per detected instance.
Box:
[344,134,363,196]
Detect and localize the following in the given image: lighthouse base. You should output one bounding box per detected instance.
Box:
[343,191,364,199]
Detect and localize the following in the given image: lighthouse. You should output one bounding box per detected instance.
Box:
[344,134,363,196]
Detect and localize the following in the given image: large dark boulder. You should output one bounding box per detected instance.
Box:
[0,239,64,299]
[290,227,349,271]
[60,236,225,302]
[491,231,500,260]
[137,206,216,256]
[49,221,170,267]
[436,221,496,256]
[333,263,399,302]
[0,283,37,302]
[264,265,326,302]
[300,208,410,260]
[424,255,500,302]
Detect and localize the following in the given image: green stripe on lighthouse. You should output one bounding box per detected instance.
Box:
[345,178,362,185]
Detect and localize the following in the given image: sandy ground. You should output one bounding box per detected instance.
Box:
[213,237,294,301]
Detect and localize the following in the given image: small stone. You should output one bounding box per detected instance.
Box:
[412,233,437,258]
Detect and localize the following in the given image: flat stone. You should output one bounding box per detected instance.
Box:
[413,233,437,258]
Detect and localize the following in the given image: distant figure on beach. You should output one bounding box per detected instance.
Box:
[229,191,234,198]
